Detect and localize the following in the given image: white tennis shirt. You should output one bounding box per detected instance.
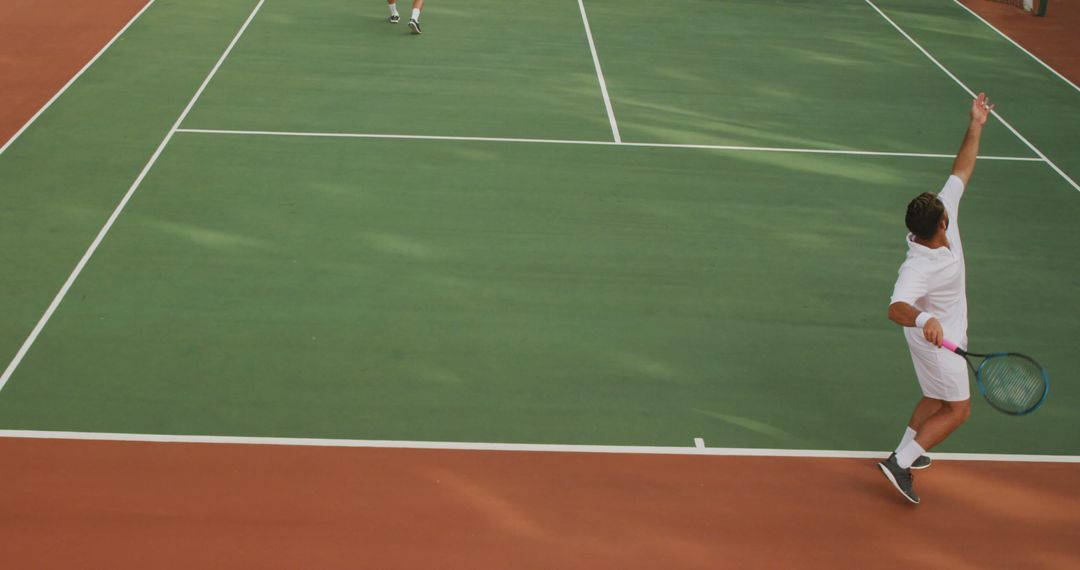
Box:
[890,175,968,351]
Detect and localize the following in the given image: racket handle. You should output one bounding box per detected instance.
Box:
[941,338,961,353]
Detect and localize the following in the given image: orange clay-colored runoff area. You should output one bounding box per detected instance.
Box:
[2,438,1079,569]
[2,1,1080,568]
[0,0,149,146]
[959,0,1080,84]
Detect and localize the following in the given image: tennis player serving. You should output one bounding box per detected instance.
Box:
[880,93,994,504]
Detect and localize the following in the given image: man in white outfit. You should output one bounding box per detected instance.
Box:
[880,93,995,504]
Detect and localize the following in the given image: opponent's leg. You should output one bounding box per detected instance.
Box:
[387,0,400,23]
[409,0,424,34]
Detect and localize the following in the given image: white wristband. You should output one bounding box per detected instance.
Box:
[915,312,935,328]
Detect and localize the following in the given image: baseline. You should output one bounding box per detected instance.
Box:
[1,429,1077,463]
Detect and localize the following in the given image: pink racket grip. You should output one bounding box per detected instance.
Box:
[941,339,959,352]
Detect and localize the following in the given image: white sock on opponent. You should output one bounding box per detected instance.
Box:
[411,8,421,21]
[389,3,399,16]
[895,441,925,469]
[895,426,917,454]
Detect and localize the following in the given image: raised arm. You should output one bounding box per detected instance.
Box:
[951,93,994,186]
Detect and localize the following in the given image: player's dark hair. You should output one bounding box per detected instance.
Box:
[905,192,945,240]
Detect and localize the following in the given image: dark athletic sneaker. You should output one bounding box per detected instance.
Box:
[389,14,400,23]
[408,19,422,34]
[879,455,920,504]
[888,452,932,470]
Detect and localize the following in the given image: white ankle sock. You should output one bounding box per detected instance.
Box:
[896,441,925,469]
[389,3,398,16]
[895,427,917,454]
[411,8,421,21]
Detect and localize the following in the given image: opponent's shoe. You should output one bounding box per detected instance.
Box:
[408,19,422,34]
[888,452,931,470]
[879,455,920,504]
[389,14,400,23]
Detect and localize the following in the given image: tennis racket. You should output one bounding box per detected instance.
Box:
[941,339,1049,415]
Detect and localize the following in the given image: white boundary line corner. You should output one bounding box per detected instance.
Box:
[951,0,1080,94]
[864,0,1080,193]
[576,0,621,143]
[0,0,158,157]
[0,0,267,394]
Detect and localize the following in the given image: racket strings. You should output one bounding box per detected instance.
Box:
[979,356,1046,414]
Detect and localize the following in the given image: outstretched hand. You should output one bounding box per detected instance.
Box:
[970,92,994,125]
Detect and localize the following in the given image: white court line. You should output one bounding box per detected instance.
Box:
[175,127,1043,161]
[951,0,1080,95]
[0,0,267,394]
[0,0,158,157]
[864,0,1080,193]
[1,429,1078,463]
[576,0,621,142]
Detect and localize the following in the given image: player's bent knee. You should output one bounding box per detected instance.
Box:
[948,399,972,423]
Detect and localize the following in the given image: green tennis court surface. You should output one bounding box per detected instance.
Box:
[2,0,1077,455]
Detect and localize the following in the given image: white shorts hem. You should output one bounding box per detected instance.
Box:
[909,345,970,401]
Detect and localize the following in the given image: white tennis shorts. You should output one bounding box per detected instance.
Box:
[908,343,971,401]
